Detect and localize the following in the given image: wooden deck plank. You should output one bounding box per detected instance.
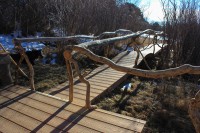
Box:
[3,101,100,133]
[0,107,62,133]
[2,88,145,123]
[2,88,145,132]
[52,83,104,94]
[45,51,136,101]
[0,95,10,104]
[47,86,99,97]
[0,116,31,133]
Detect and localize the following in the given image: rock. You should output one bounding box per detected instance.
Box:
[137,53,157,70]
[0,53,13,89]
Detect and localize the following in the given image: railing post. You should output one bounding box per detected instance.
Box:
[135,48,140,66]
[63,50,74,102]
[13,40,35,90]
[63,48,97,109]
[70,58,97,109]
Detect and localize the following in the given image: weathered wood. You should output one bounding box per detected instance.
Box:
[135,49,140,66]
[96,29,133,39]
[76,29,162,49]
[189,90,200,133]
[46,50,137,108]
[13,35,95,43]
[14,29,163,49]
[0,43,28,79]
[1,86,146,133]
[63,50,74,102]
[13,29,138,43]
[70,58,97,109]
[63,48,97,109]
[67,45,200,78]
[14,42,35,90]
[12,29,163,90]
[0,116,31,133]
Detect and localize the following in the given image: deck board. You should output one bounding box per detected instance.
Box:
[1,86,145,132]
[0,116,31,133]
[45,50,137,105]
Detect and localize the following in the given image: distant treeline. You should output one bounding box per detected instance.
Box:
[0,0,150,36]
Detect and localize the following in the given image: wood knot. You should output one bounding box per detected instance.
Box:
[63,50,72,60]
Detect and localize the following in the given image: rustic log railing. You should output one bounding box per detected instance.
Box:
[0,43,28,79]
[13,29,200,131]
[13,29,160,90]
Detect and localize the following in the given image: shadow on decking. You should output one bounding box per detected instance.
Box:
[0,87,34,109]
[54,108,92,132]
[48,51,131,96]
[0,86,93,132]
[32,103,92,132]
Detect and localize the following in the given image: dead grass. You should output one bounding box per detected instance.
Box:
[95,76,199,133]
[11,59,97,92]
[11,62,67,92]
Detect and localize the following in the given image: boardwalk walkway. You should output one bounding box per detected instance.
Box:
[0,45,161,132]
[0,86,145,132]
[44,50,139,106]
[44,45,161,106]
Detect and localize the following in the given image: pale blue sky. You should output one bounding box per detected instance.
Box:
[131,0,164,22]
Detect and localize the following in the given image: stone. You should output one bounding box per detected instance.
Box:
[0,53,13,89]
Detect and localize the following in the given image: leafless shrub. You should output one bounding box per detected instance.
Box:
[161,0,200,68]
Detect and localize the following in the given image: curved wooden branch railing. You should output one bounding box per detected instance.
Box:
[13,29,163,90]
[66,45,200,78]
[0,43,28,79]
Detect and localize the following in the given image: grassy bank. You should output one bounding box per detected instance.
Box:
[11,62,67,92]
[11,59,98,92]
[95,76,199,133]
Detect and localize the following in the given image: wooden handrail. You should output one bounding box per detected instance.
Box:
[0,43,28,79]
[67,46,200,77]
[13,29,162,90]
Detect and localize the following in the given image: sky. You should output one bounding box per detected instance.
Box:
[132,0,164,22]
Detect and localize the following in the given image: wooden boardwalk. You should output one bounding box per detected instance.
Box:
[0,46,161,132]
[44,45,159,106]
[0,85,146,133]
[44,50,140,106]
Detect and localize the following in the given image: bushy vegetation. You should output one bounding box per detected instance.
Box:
[160,0,200,67]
